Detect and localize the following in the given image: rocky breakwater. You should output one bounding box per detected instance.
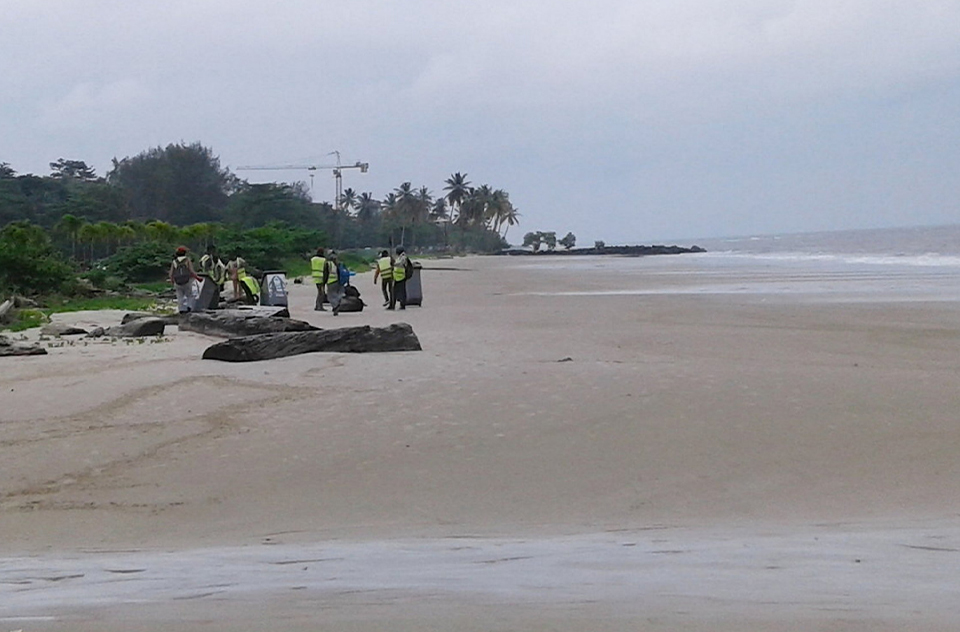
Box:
[501,244,706,256]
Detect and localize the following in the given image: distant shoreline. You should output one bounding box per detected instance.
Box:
[499,244,707,256]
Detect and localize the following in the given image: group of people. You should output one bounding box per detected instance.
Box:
[310,248,348,315]
[171,244,414,315]
[310,245,411,315]
[168,245,258,313]
[372,246,411,310]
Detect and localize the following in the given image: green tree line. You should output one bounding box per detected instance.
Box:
[1,143,521,296]
[1,143,518,254]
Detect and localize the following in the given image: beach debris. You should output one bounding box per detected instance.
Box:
[557,357,573,362]
[178,310,318,338]
[202,323,422,362]
[121,311,180,326]
[103,317,167,338]
[0,298,13,322]
[0,334,47,356]
[40,323,89,336]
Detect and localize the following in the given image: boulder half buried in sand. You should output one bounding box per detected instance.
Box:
[203,323,422,362]
[103,317,167,338]
[179,310,318,338]
[40,323,88,336]
[121,312,180,326]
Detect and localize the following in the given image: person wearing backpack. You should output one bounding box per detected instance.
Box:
[388,246,410,311]
[169,246,201,313]
[322,250,345,316]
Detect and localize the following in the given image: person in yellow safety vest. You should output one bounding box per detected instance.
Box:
[322,250,344,315]
[239,272,260,304]
[372,249,393,307]
[310,247,327,311]
[199,244,227,287]
[388,246,409,311]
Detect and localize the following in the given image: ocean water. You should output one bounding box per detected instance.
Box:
[524,225,960,302]
[686,224,960,302]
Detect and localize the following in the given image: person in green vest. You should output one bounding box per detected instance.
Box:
[199,244,227,288]
[310,247,327,311]
[372,249,393,307]
[388,246,409,311]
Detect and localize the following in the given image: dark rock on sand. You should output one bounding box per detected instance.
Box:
[0,335,47,356]
[103,317,167,338]
[40,323,88,336]
[121,312,180,326]
[179,310,318,338]
[203,323,422,362]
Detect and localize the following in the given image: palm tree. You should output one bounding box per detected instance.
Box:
[145,220,178,245]
[356,192,380,247]
[55,213,86,260]
[356,192,380,224]
[443,172,470,226]
[430,198,449,224]
[77,223,99,263]
[393,182,416,246]
[457,185,491,227]
[94,221,121,257]
[339,187,359,216]
[380,192,400,247]
[123,219,148,243]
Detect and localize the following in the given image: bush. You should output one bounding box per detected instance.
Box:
[0,221,76,295]
[217,223,327,271]
[103,241,174,282]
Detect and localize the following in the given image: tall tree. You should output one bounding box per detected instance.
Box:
[49,159,99,182]
[55,213,86,260]
[339,187,359,216]
[443,172,470,225]
[107,142,234,225]
[227,182,314,229]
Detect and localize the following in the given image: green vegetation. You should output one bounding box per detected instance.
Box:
[1,144,520,328]
[4,308,46,332]
[0,221,77,296]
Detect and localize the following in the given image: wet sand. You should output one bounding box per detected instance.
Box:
[2,255,960,630]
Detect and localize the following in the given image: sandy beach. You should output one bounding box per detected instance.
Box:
[2,254,960,630]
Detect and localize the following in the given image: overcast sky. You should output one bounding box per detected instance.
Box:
[3,1,959,243]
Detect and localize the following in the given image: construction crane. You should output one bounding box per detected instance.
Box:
[236,152,369,211]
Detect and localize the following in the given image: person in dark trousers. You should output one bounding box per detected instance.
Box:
[372,249,393,307]
[388,246,409,310]
[310,247,327,311]
[199,244,227,288]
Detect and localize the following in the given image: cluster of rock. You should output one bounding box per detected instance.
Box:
[3,304,422,362]
[0,334,46,356]
[500,244,706,256]
[202,323,422,362]
[174,306,421,361]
